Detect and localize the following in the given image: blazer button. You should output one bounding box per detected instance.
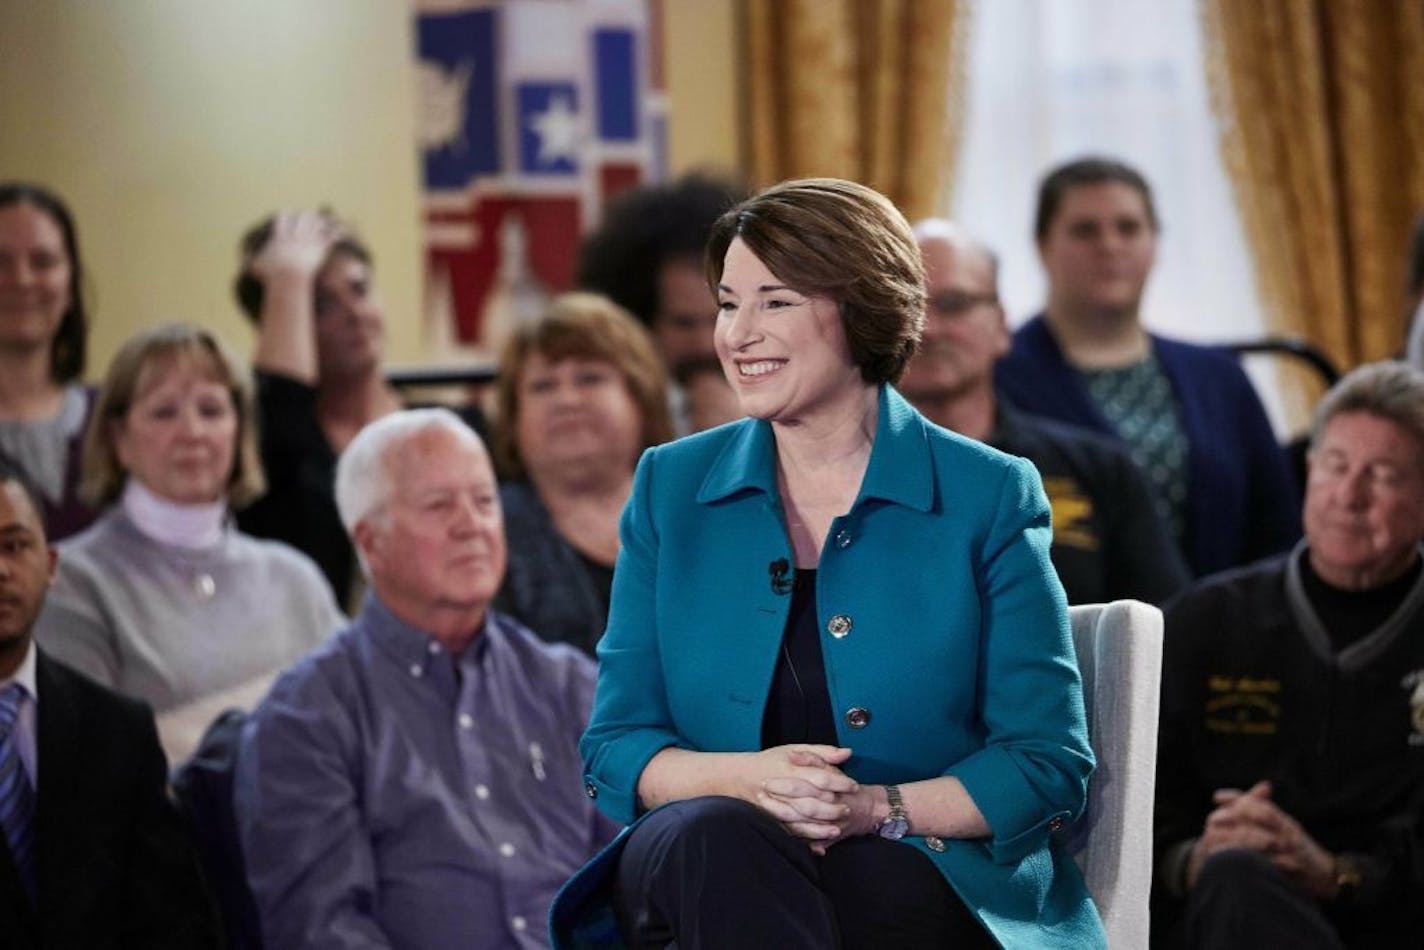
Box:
[845,706,871,728]
[925,836,946,852]
[834,529,853,549]
[1048,815,1065,832]
[584,782,598,799]
[827,614,852,638]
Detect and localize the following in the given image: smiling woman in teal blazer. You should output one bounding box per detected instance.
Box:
[554,179,1104,949]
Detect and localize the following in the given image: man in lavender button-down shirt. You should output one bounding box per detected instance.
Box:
[235,409,617,949]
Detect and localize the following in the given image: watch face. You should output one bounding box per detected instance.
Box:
[877,816,910,840]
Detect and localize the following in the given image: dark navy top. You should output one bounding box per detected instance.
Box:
[762,569,838,748]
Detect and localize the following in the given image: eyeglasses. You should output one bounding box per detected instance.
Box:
[927,290,998,316]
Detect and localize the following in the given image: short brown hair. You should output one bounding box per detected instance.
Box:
[493,292,673,479]
[705,178,925,385]
[81,323,266,508]
[1034,156,1159,241]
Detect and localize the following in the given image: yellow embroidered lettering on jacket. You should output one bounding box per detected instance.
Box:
[1043,477,1098,551]
[1204,675,1282,735]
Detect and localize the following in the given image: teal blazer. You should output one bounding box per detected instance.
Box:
[556,386,1105,948]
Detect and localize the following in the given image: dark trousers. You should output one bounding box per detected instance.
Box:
[612,796,996,950]
[1175,849,1344,950]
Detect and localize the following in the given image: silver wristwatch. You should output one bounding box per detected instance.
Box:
[875,784,910,840]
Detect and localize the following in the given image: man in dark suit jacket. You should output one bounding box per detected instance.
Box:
[0,460,219,948]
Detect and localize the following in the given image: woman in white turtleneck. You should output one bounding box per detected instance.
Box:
[34,323,343,760]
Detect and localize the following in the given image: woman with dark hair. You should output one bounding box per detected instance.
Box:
[492,292,672,656]
[232,211,485,609]
[554,179,1104,948]
[0,182,98,541]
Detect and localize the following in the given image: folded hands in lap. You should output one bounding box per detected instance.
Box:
[749,745,879,854]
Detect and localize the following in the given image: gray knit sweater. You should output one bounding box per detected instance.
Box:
[34,509,344,713]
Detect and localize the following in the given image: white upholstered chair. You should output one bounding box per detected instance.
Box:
[1062,600,1164,949]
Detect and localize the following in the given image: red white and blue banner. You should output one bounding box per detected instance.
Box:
[416,0,664,355]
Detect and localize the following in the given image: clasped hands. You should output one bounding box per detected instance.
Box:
[744,744,882,855]
[1187,780,1337,898]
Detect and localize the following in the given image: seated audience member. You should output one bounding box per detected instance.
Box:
[0,460,220,947]
[996,157,1299,578]
[1153,361,1424,948]
[0,183,100,542]
[492,293,672,656]
[236,409,617,949]
[33,324,342,761]
[903,219,1189,605]
[673,355,743,433]
[555,178,1102,949]
[232,210,486,610]
[577,173,747,433]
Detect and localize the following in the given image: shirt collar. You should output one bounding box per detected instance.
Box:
[697,384,934,513]
[358,591,491,671]
[0,640,39,705]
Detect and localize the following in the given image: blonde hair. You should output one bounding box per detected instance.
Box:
[80,323,265,508]
[493,292,673,480]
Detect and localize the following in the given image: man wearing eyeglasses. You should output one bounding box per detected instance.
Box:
[901,219,1188,605]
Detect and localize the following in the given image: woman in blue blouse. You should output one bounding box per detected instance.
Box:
[558,179,1104,948]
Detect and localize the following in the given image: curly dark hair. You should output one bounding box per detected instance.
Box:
[577,172,749,329]
[0,182,89,383]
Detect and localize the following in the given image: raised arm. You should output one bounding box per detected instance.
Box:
[248,211,339,385]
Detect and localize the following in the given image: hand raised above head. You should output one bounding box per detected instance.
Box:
[248,210,343,283]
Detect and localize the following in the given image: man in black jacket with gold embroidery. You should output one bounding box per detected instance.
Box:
[1154,361,1424,949]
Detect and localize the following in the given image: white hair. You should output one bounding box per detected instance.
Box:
[910,218,1001,284]
[334,407,485,537]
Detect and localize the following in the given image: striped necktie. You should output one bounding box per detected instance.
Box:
[0,683,36,901]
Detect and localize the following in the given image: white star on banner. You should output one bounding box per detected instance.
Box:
[527,92,580,166]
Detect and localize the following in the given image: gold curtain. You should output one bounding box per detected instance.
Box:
[740,0,966,222]
[1201,0,1424,377]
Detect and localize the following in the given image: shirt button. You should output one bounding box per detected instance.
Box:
[427,642,441,655]
[458,713,474,729]
[511,916,528,931]
[585,782,598,799]
[827,614,852,638]
[408,664,423,678]
[925,836,946,852]
[845,706,871,728]
[474,784,490,800]
[1048,815,1065,832]
[834,529,853,549]
[498,842,516,858]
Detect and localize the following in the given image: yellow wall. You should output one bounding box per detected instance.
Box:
[0,0,739,377]
[663,0,740,177]
[0,0,425,376]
